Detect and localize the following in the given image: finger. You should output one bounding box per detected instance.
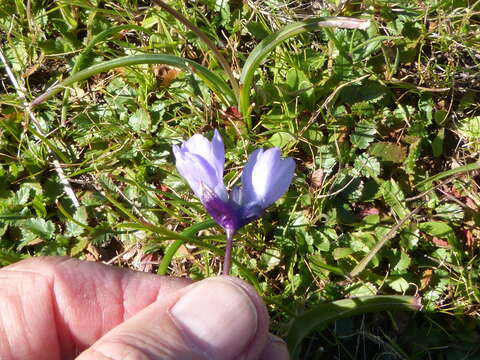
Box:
[1,256,192,359]
[260,334,290,360]
[77,276,270,360]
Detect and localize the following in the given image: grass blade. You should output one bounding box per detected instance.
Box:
[158,220,215,275]
[287,295,422,356]
[31,54,235,107]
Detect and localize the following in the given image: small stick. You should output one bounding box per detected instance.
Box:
[348,201,425,279]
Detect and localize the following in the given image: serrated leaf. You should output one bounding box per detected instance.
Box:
[369,142,406,163]
[400,224,420,249]
[129,108,151,132]
[15,186,31,205]
[267,132,295,148]
[458,116,480,140]
[99,175,117,193]
[393,251,411,273]
[21,218,55,240]
[70,237,89,256]
[315,145,337,175]
[341,81,389,104]
[350,231,376,252]
[66,206,88,237]
[350,121,376,149]
[380,179,408,218]
[354,153,380,177]
[310,228,334,252]
[387,277,410,293]
[260,248,281,271]
[404,138,421,175]
[435,203,464,222]
[346,282,378,296]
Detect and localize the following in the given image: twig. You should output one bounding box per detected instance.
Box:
[0,46,80,208]
[348,201,426,279]
[405,174,462,202]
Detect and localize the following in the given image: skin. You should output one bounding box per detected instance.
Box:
[0,256,289,360]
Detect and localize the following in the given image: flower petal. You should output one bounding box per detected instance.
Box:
[174,149,225,201]
[240,148,262,205]
[211,129,225,179]
[241,147,295,208]
[201,183,240,232]
[260,156,295,207]
[173,130,227,201]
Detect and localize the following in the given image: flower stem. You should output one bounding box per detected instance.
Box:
[222,229,234,275]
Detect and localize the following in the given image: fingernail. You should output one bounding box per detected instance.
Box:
[169,278,258,359]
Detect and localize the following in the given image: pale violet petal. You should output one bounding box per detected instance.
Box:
[240,148,263,205]
[241,147,295,209]
[248,148,281,204]
[261,156,295,207]
[230,185,242,205]
[211,129,225,179]
[175,152,220,200]
[182,134,214,162]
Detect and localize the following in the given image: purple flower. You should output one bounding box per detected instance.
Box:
[172,130,295,234]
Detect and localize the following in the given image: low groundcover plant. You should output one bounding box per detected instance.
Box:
[173,129,295,274]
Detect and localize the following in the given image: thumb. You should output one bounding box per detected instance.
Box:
[76,276,270,360]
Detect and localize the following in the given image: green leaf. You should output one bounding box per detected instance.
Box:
[404,138,421,175]
[387,277,410,293]
[369,142,407,163]
[431,128,444,157]
[340,81,390,104]
[15,186,31,205]
[129,108,151,132]
[418,221,458,248]
[333,247,354,260]
[22,218,55,239]
[19,218,56,248]
[350,231,376,253]
[458,116,480,141]
[393,250,411,273]
[267,132,296,148]
[346,282,378,297]
[66,206,89,237]
[354,153,380,177]
[435,203,464,222]
[350,121,376,149]
[380,179,408,218]
[0,249,25,266]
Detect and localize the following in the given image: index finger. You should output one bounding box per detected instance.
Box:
[0,256,192,359]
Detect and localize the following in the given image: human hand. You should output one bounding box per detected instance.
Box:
[0,256,289,359]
